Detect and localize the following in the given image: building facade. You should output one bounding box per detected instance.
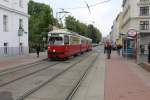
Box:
[109,12,123,46]
[0,0,29,56]
[121,0,150,46]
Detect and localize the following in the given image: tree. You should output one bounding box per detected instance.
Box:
[28,0,54,52]
[65,16,102,43]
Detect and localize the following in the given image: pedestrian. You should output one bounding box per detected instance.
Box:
[106,42,112,59]
[117,44,122,55]
[140,44,145,55]
[104,43,107,54]
[36,44,40,58]
[148,42,150,63]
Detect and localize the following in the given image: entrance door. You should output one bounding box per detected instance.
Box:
[4,42,8,55]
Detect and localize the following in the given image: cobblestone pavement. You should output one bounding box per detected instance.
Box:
[105,53,150,100]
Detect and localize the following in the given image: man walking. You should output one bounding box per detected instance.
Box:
[36,44,40,58]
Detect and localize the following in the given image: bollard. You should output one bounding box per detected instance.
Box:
[148,42,150,63]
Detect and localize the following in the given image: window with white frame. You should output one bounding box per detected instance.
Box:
[3,15,8,32]
[140,6,149,16]
[19,0,23,8]
[140,21,149,30]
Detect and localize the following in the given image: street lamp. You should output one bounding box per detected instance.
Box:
[18,26,24,55]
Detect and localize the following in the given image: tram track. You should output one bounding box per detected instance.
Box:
[0,59,48,76]
[17,56,89,100]
[24,52,98,100]
[0,61,60,87]
[0,52,92,100]
[66,54,99,100]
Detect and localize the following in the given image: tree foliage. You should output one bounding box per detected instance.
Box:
[65,16,102,43]
[28,0,54,41]
[28,0,102,52]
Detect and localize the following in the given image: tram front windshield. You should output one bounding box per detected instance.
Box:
[49,37,63,45]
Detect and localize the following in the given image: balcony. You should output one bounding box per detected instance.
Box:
[138,0,150,5]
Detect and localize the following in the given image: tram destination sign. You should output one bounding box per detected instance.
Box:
[48,33,63,37]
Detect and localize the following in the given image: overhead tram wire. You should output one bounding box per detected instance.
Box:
[59,0,111,10]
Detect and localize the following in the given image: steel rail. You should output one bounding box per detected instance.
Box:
[0,59,48,77]
[66,54,99,100]
[16,54,92,100]
[0,62,60,87]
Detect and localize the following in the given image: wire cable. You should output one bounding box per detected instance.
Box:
[60,0,111,10]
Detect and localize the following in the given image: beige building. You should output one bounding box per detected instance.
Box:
[109,12,123,45]
[121,0,150,45]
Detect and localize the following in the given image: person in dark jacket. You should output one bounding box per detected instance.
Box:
[106,42,112,59]
[148,42,150,63]
[36,45,40,58]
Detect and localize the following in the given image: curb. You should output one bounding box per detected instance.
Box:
[140,62,150,72]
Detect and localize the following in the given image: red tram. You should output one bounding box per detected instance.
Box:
[47,29,92,59]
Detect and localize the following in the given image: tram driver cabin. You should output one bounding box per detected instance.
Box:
[47,29,92,59]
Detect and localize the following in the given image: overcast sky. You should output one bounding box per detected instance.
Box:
[34,0,122,37]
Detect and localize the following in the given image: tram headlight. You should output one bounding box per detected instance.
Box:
[48,47,51,50]
[53,49,56,52]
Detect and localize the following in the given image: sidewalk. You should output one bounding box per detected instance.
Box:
[72,47,105,100]
[105,52,150,100]
[0,52,47,71]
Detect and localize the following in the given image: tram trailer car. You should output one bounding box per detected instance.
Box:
[47,29,92,59]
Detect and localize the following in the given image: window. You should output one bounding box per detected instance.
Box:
[64,35,69,44]
[48,37,63,45]
[19,0,23,8]
[140,6,149,16]
[3,15,8,32]
[140,0,149,2]
[4,42,8,55]
[140,21,149,30]
[4,0,9,2]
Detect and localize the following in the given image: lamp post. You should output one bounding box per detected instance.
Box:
[119,32,125,56]
[18,27,24,55]
[43,37,46,51]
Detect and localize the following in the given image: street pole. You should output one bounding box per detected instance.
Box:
[126,38,128,61]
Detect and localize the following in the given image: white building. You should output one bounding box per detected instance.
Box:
[121,0,150,45]
[0,0,29,56]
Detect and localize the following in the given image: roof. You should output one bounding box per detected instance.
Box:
[49,28,92,40]
[49,29,71,34]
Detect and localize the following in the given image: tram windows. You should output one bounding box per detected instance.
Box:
[70,36,80,45]
[64,35,69,45]
[49,37,63,45]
